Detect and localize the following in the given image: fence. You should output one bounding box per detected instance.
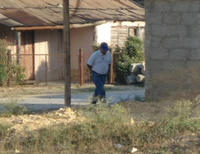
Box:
[10,49,114,86]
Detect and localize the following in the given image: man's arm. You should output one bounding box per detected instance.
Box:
[87,64,92,72]
[108,51,112,74]
[108,64,111,75]
[87,52,95,72]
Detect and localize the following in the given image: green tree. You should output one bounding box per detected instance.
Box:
[115,37,144,83]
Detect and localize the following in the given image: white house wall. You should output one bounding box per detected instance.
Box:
[95,21,145,48]
[95,22,112,45]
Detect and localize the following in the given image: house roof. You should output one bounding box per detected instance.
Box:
[0,0,144,28]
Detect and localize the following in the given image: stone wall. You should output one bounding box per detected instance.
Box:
[145,0,200,100]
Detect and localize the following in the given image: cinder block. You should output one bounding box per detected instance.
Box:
[168,49,189,60]
[150,47,169,60]
[151,36,162,48]
[183,38,200,48]
[163,13,181,24]
[189,49,200,60]
[189,1,200,12]
[146,12,163,24]
[162,37,183,48]
[151,25,187,37]
[172,1,189,12]
[187,25,200,37]
[153,1,171,12]
[181,13,200,25]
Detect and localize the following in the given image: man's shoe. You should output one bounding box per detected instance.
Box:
[100,98,106,104]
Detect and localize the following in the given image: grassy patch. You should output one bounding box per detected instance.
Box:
[0,100,199,153]
[0,102,27,117]
[0,123,11,139]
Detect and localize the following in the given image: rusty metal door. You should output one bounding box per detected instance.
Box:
[21,31,34,80]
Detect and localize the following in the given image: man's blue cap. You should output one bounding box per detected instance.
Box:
[100,42,108,52]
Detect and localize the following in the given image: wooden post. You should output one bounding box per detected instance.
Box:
[63,0,71,107]
[16,31,21,65]
[109,50,113,84]
[79,48,84,86]
[7,50,11,87]
[45,54,48,85]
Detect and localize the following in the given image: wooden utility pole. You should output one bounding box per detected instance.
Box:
[63,0,71,107]
[7,50,11,87]
[16,31,21,65]
[109,51,113,84]
[79,48,84,86]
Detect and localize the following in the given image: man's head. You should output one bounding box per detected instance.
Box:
[100,42,108,55]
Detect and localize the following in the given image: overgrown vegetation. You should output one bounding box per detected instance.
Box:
[0,123,11,139]
[115,36,144,83]
[0,39,25,86]
[0,102,28,117]
[0,100,199,153]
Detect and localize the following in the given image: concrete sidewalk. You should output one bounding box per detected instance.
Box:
[0,88,145,111]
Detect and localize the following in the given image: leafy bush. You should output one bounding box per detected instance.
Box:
[0,64,8,86]
[115,37,144,83]
[12,64,26,85]
[0,39,25,86]
[0,40,9,86]
[124,37,144,61]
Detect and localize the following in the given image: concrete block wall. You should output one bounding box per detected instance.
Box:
[145,0,200,100]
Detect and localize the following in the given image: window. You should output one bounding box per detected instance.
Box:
[128,27,138,37]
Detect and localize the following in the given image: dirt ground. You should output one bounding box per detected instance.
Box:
[0,83,142,98]
[0,84,199,153]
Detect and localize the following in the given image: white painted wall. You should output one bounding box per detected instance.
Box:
[95,22,112,45]
[112,21,145,27]
[95,21,145,46]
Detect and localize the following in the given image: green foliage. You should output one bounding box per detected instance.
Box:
[0,102,27,117]
[11,65,26,85]
[0,40,9,86]
[0,64,8,86]
[115,37,144,83]
[0,39,25,86]
[0,123,11,138]
[124,37,144,61]
[115,53,133,83]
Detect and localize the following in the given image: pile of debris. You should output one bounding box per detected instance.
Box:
[126,63,145,85]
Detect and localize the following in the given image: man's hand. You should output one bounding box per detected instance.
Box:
[108,64,111,75]
[87,64,92,72]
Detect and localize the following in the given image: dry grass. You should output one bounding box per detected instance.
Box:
[0,100,199,154]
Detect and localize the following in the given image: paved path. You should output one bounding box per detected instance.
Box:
[0,88,145,111]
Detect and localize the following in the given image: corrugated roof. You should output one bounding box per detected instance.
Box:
[0,0,144,27]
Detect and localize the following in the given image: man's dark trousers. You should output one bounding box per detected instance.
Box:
[91,71,106,104]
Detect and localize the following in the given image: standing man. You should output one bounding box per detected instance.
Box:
[87,42,112,104]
